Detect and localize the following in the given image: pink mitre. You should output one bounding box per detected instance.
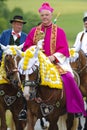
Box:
[38,2,54,13]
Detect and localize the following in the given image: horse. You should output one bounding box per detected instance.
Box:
[70,49,87,130]
[0,44,26,130]
[17,43,77,130]
[0,84,26,130]
[21,68,75,130]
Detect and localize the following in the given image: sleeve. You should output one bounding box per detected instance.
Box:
[23,28,36,51]
[73,33,82,51]
[53,52,66,64]
[53,28,69,64]
[0,31,6,60]
[0,31,6,45]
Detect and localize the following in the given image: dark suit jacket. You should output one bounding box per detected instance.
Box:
[0,29,27,60]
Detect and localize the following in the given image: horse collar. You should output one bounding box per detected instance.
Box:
[40,103,54,117]
[4,95,16,106]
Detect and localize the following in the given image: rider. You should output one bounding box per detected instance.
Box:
[73,12,87,54]
[0,15,27,60]
[22,2,86,118]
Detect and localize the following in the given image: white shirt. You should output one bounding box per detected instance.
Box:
[74,30,87,54]
[12,29,21,41]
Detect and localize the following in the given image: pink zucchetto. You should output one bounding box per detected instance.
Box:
[38,2,54,13]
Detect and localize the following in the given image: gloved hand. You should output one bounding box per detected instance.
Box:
[37,39,44,49]
[48,55,59,63]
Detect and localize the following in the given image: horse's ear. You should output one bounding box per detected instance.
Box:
[0,43,7,51]
[16,49,25,57]
[17,43,24,50]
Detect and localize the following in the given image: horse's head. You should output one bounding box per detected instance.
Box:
[0,44,22,87]
[70,49,87,74]
[17,40,44,100]
[4,54,21,87]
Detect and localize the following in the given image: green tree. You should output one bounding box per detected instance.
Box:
[0,0,7,1]
[0,18,8,33]
[10,7,23,18]
[23,12,40,33]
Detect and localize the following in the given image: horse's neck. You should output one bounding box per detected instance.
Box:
[38,86,62,102]
[79,50,86,64]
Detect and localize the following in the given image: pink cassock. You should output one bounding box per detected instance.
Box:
[23,24,69,58]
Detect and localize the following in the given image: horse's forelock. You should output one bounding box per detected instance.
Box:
[18,56,39,75]
[4,54,14,65]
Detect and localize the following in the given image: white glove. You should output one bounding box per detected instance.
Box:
[37,39,44,49]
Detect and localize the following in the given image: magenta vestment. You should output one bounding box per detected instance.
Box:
[23,24,85,115]
[23,24,69,57]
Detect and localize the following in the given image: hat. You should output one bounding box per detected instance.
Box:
[83,12,87,22]
[10,15,26,24]
[38,2,54,13]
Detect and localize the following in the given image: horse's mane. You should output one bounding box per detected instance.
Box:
[78,49,87,62]
[0,54,8,84]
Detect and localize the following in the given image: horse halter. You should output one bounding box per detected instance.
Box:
[24,67,40,100]
[4,54,21,87]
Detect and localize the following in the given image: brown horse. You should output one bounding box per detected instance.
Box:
[0,83,26,130]
[0,45,26,130]
[70,49,87,130]
[70,50,87,97]
[21,68,75,130]
[17,43,75,130]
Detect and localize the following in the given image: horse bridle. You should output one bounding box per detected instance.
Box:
[24,67,40,100]
[4,54,21,87]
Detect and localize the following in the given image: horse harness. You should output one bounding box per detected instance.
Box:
[24,68,64,117]
[0,88,22,107]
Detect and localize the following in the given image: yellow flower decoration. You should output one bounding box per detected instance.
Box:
[38,51,63,89]
[69,48,76,57]
[10,46,17,55]
[0,54,8,84]
[22,49,34,70]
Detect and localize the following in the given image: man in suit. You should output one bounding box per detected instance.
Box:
[0,15,27,60]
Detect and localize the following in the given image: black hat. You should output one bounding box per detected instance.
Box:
[10,15,26,24]
[83,12,87,22]
[83,17,87,22]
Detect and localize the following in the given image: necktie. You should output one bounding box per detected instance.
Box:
[12,32,20,38]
